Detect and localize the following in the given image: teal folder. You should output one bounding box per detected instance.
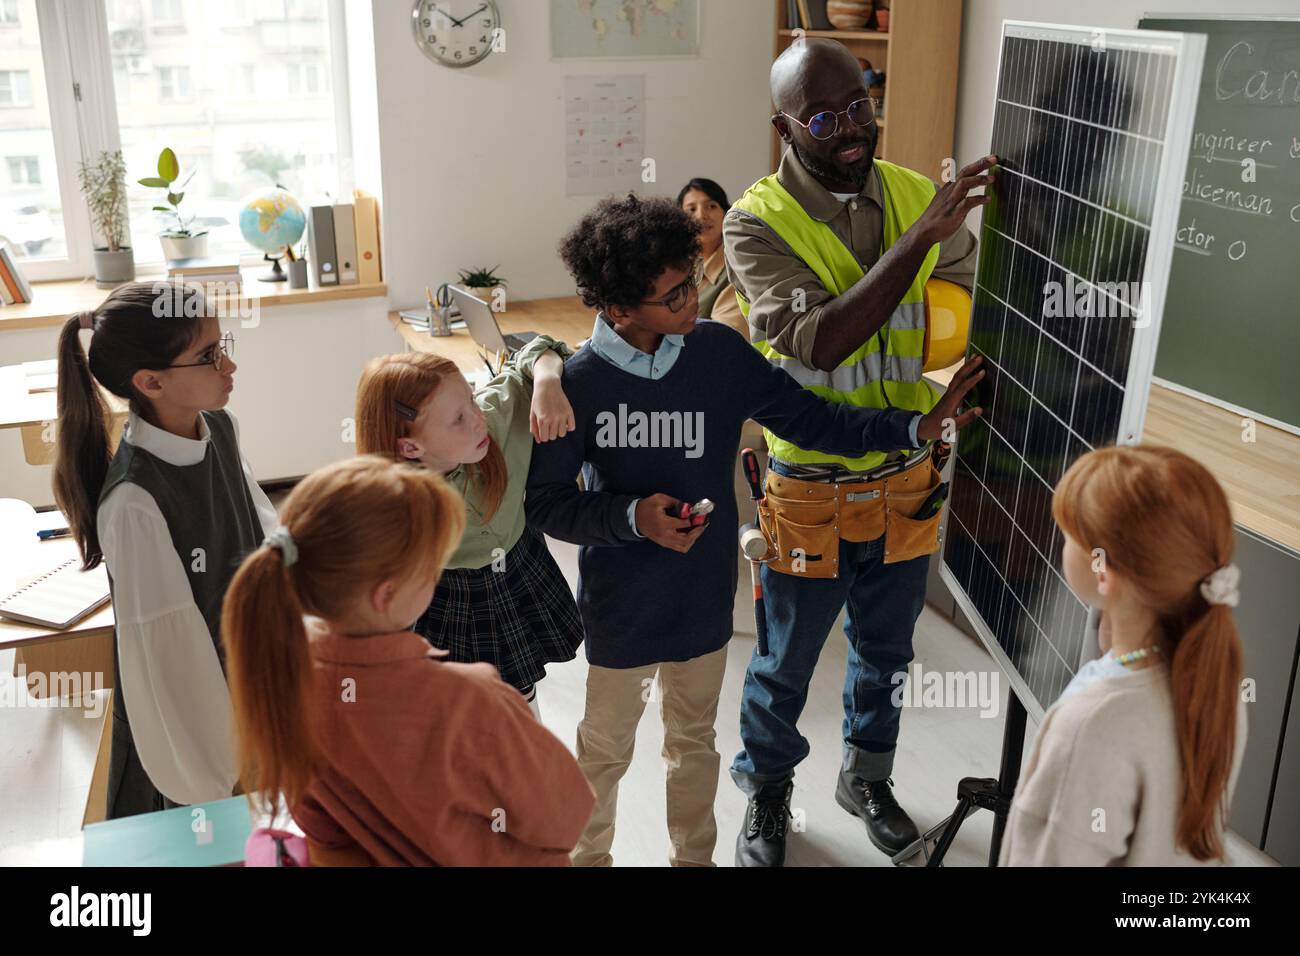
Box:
[83,796,253,867]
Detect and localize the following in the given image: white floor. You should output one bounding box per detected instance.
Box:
[537,533,1012,867]
[0,469,1275,867]
[0,656,103,850]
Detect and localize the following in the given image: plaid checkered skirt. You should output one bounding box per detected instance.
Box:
[413,525,584,691]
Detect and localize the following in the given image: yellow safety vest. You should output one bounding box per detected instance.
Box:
[735,160,941,472]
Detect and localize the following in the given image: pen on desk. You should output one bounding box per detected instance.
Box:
[37,528,70,540]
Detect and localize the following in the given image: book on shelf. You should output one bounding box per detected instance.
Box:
[167,256,241,276]
[308,205,339,287]
[353,190,383,284]
[0,245,32,304]
[333,203,359,285]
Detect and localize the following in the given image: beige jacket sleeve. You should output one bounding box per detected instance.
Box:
[998,703,1136,867]
[707,279,750,340]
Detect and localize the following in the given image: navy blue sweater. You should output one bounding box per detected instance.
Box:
[525,320,918,669]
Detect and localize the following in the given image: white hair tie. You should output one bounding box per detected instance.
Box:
[265,526,298,567]
[1199,563,1240,608]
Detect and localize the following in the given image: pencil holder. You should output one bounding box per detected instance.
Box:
[429,302,452,337]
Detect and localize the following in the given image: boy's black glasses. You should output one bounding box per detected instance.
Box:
[639,263,701,314]
[167,332,234,372]
[780,97,876,140]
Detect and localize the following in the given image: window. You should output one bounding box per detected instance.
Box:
[0,68,31,106]
[286,62,328,97]
[224,63,256,98]
[107,0,142,22]
[0,20,69,268]
[106,0,352,265]
[156,64,191,100]
[287,0,324,19]
[7,154,39,184]
[150,0,183,25]
[222,1,254,26]
[0,0,20,27]
[0,0,355,279]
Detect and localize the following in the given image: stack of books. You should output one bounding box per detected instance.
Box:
[167,256,242,288]
[0,245,33,305]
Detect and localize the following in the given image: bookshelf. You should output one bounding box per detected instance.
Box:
[770,0,963,180]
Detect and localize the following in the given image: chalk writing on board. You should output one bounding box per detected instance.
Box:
[1215,41,1300,104]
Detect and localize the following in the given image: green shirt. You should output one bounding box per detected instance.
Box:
[443,334,571,570]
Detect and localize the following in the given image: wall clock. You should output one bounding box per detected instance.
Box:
[412,1,501,68]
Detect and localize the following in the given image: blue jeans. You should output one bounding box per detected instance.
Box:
[731,531,929,795]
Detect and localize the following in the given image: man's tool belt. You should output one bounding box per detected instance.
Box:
[756,449,943,579]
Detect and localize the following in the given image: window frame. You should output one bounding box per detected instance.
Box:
[149,0,184,28]
[0,68,33,106]
[156,63,192,101]
[7,154,41,184]
[13,0,356,281]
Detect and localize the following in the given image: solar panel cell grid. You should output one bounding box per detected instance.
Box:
[941,23,1199,716]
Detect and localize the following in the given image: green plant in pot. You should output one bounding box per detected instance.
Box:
[139,147,208,262]
[77,150,134,288]
[457,265,507,304]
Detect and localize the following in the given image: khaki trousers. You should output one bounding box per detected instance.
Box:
[571,644,729,867]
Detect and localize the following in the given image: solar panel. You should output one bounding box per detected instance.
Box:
[939,21,1205,719]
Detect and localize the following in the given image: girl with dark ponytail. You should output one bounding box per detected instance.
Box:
[1000,445,1248,866]
[52,281,277,819]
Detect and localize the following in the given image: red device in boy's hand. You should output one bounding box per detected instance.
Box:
[675,498,714,528]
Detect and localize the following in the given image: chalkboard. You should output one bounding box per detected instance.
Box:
[1140,16,1300,433]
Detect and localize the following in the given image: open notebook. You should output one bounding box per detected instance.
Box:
[0,558,110,629]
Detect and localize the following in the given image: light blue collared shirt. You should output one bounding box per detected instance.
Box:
[586,313,686,380]
[586,314,689,536]
[583,313,921,535]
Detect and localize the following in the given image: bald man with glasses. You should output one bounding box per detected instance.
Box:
[724,37,997,866]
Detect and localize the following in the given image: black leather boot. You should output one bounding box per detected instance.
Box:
[735,780,793,867]
[835,773,920,857]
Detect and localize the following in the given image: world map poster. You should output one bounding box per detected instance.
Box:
[552,0,700,58]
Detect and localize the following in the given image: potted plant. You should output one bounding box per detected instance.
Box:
[457,265,508,304]
[77,150,134,288]
[138,147,208,261]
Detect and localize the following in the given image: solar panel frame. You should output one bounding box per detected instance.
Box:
[939,21,1206,721]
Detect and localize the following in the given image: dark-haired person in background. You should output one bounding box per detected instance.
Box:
[526,194,983,866]
[677,177,746,338]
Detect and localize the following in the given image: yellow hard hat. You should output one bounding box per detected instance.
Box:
[922,277,971,372]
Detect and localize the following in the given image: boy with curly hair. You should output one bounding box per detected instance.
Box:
[527,194,981,867]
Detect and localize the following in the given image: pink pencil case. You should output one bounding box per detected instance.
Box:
[245,827,310,867]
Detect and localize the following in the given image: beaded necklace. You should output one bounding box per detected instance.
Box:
[1115,644,1162,667]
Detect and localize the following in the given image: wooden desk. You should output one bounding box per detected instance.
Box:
[925,365,1300,554]
[388,295,593,369]
[0,363,127,466]
[0,535,116,698]
[1144,387,1300,554]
